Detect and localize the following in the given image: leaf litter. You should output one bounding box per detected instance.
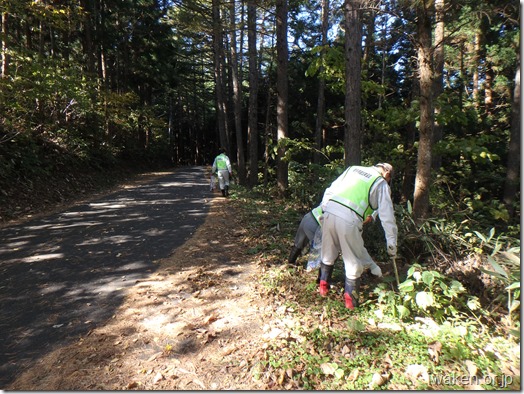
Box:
[7,197,273,390]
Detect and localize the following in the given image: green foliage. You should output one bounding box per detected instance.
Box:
[287,160,337,209]
[232,186,520,391]
[305,45,345,92]
[474,228,521,327]
[396,201,466,263]
[264,138,346,208]
[400,263,481,322]
[374,267,483,324]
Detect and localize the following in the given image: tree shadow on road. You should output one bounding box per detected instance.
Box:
[0,166,211,387]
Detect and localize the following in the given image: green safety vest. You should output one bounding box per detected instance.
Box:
[329,166,382,220]
[216,154,228,170]
[311,206,323,226]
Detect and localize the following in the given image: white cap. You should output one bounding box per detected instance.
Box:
[375,162,394,177]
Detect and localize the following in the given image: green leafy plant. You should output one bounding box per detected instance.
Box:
[374,263,482,323]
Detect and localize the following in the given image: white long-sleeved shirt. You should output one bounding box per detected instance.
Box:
[321,166,397,248]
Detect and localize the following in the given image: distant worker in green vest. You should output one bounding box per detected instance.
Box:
[212,147,232,197]
[319,163,398,310]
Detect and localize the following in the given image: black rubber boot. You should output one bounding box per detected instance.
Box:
[221,189,226,197]
[288,246,302,265]
[225,185,229,196]
[319,263,334,296]
[344,278,361,309]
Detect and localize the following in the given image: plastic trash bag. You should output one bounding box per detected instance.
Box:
[306,226,323,271]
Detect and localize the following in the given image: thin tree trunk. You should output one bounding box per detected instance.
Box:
[1,11,8,78]
[229,0,246,185]
[362,8,375,69]
[379,9,386,109]
[263,81,272,187]
[413,0,434,222]
[343,0,362,166]
[484,63,494,115]
[276,0,289,194]
[472,31,480,107]
[212,0,228,150]
[314,0,329,164]
[247,0,259,187]
[432,0,444,170]
[80,0,96,75]
[503,64,520,217]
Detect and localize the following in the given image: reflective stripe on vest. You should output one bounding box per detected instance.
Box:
[329,166,382,220]
[311,206,323,226]
[216,154,228,170]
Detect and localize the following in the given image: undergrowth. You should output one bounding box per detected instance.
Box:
[230,185,520,391]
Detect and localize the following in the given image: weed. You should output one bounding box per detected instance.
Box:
[231,187,520,391]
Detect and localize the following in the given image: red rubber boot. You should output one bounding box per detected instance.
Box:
[319,280,329,297]
[318,263,333,296]
[343,278,360,310]
[344,292,355,309]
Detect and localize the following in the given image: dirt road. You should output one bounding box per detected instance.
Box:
[1,166,266,389]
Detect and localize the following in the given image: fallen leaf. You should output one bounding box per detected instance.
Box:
[369,372,389,389]
[342,345,350,355]
[147,352,163,362]
[320,363,337,376]
[383,354,394,368]
[405,364,429,383]
[153,372,164,384]
[465,360,478,377]
[277,370,285,385]
[428,341,442,364]
[127,381,139,389]
[348,369,359,382]
[204,313,219,324]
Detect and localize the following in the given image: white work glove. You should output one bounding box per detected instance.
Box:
[371,265,382,277]
[387,244,397,257]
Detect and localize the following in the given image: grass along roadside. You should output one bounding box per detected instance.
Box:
[229,186,520,390]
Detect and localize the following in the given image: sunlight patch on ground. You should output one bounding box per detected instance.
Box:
[160,182,195,188]
[22,253,64,263]
[89,203,128,209]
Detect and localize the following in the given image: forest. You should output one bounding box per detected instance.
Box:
[0,0,520,389]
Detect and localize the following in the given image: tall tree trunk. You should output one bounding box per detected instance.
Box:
[80,0,96,75]
[314,0,329,164]
[432,0,444,170]
[276,0,289,194]
[264,80,272,187]
[484,63,494,115]
[472,30,480,107]
[1,11,8,78]
[503,64,520,217]
[413,0,434,222]
[212,0,228,150]
[247,0,259,187]
[229,0,246,185]
[362,8,375,68]
[343,0,362,166]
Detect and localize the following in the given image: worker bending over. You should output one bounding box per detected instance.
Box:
[319,163,398,309]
